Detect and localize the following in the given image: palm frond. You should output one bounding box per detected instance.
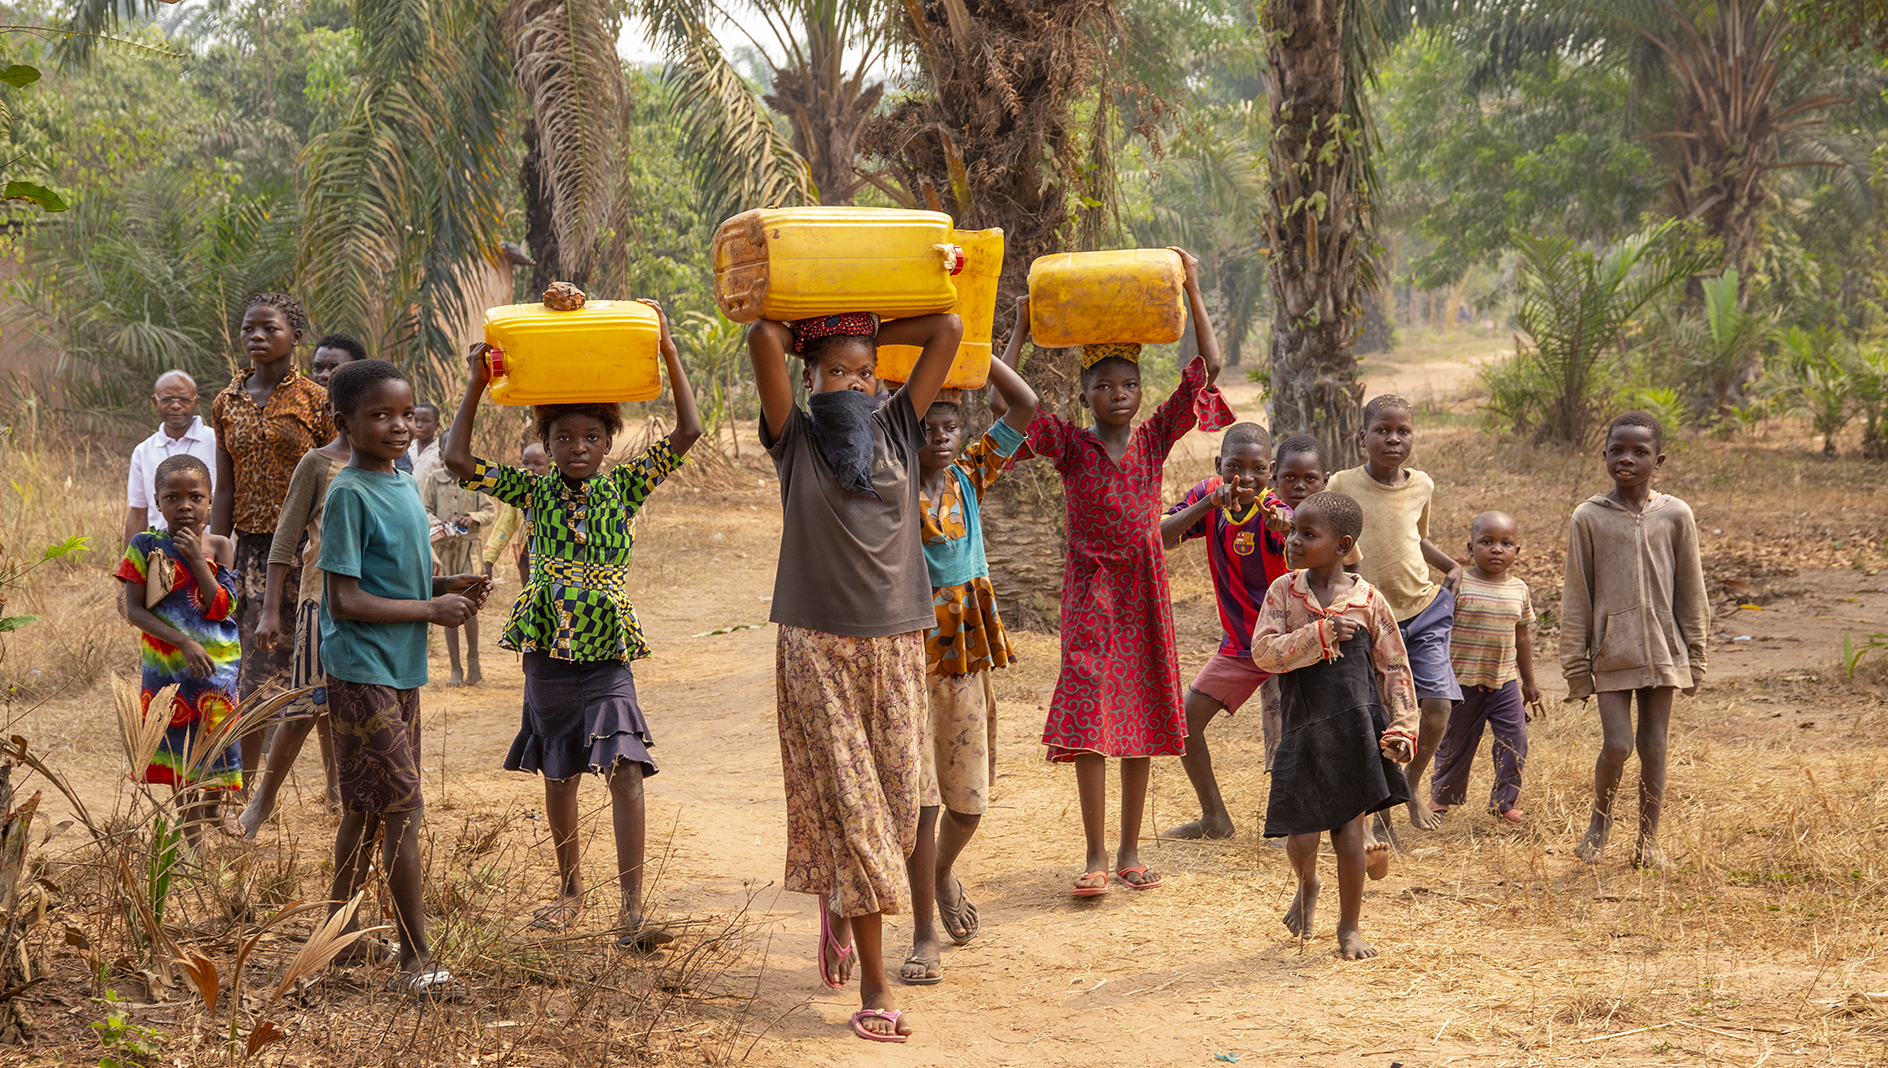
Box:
[504,0,627,282]
[635,0,814,216]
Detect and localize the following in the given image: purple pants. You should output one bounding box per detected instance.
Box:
[1430,680,1527,813]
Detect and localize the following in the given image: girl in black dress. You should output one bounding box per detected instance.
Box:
[1250,491,1419,960]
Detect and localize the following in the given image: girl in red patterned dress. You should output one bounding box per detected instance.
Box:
[1015,248,1234,896]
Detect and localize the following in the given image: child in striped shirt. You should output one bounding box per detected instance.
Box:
[1428,511,1540,823]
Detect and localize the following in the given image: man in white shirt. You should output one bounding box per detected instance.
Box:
[124,370,220,545]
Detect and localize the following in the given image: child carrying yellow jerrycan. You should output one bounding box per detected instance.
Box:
[1027,248,1188,348]
[481,283,664,406]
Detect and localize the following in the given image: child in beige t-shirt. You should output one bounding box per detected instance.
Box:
[1326,394,1464,833]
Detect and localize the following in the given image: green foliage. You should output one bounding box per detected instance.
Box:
[1484,222,1712,445]
[90,989,168,1068]
[1842,631,1888,676]
[1688,269,1777,416]
[1378,33,1661,288]
[16,174,296,426]
[1767,326,1854,454]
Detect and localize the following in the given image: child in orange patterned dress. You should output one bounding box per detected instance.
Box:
[896,299,1039,986]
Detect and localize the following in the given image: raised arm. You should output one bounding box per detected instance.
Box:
[877,311,964,417]
[989,295,1030,420]
[643,299,702,456]
[1172,248,1222,385]
[987,351,1037,435]
[747,320,797,441]
[442,344,489,482]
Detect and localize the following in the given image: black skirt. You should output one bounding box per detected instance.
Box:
[507,652,657,781]
[1264,629,1410,837]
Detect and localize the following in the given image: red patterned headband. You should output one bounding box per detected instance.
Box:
[790,312,881,354]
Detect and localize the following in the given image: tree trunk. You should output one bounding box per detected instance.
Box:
[1261,0,1366,468]
[761,11,883,207]
[520,119,563,294]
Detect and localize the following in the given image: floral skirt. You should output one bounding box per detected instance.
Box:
[775,625,924,918]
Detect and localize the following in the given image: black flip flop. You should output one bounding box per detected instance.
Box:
[900,954,942,986]
[937,875,979,945]
[616,922,676,952]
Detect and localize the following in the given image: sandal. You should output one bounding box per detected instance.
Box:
[936,875,979,945]
[1071,871,1111,898]
[615,920,675,952]
[899,954,942,986]
[817,907,854,989]
[851,1008,909,1043]
[1116,865,1163,891]
[530,903,580,932]
[386,965,461,1001]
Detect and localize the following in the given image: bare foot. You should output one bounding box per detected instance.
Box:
[446,668,464,688]
[1576,815,1610,862]
[236,800,268,841]
[1365,838,1390,881]
[1498,807,1528,825]
[219,811,245,839]
[465,665,482,686]
[1632,839,1670,872]
[1406,798,1442,831]
[1161,816,1236,840]
[1337,922,1379,960]
[1282,877,1319,939]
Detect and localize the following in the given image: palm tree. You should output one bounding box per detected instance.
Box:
[1464,0,1885,301]
[1257,0,1464,464]
[508,0,629,291]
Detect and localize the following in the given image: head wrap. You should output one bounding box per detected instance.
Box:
[791,312,881,354]
[806,389,882,499]
[1080,342,1143,368]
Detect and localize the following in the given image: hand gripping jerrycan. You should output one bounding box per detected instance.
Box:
[876,227,1005,390]
[482,299,663,406]
[713,207,965,324]
[1026,248,1187,349]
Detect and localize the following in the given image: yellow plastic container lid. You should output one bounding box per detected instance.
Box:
[714,207,963,324]
[1027,248,1186,348]
[483,299,663,406]
[878,227,1005,390]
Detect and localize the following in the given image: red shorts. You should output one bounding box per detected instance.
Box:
[1189,653,1270,714]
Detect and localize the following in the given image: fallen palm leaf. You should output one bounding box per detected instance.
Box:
[244,1018,286,1058]
[272,893,391,1000]
[175,948,218,1016]
[180,686,307,791]
[114,675,175,779]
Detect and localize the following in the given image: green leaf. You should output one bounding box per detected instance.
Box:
[3,181,68,212]
[0,64,39,88]
[40,535,89,561]
[0,616,41,634]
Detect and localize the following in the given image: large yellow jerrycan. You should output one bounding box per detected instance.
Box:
[714,207,963,324]
[1026,248,1186,348]
[483,300,663,406]
[877,227,1005,390]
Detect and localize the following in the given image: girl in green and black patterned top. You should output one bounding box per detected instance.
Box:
[443,299,701,949]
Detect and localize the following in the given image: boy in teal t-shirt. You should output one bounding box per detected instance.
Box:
[317,359,489,998]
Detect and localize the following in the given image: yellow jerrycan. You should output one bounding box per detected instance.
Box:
[877,227,1005,390]
[1026,248,1186,348]
[482,299,663,406]
[714,207,964,324]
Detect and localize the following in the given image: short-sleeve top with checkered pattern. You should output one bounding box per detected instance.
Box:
[460,440,684,663]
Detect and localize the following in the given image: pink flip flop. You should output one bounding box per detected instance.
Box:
[1071,870,1111,897]
[817,908,853,990]
[851,1008,908,1043]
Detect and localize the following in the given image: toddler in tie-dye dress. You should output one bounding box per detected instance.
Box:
[115,529,243,791]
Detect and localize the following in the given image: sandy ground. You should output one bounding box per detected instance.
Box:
[6,340,1888,1066]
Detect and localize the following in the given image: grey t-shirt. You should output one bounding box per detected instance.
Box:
[762,392,932,638]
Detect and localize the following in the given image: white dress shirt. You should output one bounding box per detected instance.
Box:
[126,416,219,531]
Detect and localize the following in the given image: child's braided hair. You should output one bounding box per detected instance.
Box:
[245,292,310,335]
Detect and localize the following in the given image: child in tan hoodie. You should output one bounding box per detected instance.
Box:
[1560,411,1708,871]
